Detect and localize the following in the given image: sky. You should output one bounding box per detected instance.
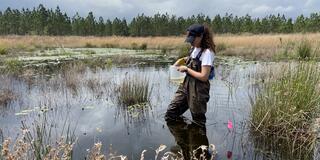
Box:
[0,0,319,20]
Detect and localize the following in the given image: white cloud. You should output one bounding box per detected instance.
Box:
[252,5,272,14]
[274,6,294,13]
[305,0,320,7]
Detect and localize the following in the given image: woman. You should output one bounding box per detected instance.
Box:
[165,24,216,126]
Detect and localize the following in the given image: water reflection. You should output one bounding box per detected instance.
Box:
[166,117,211,160]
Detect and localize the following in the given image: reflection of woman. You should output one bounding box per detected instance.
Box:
[167,120,210,159]
[165,24,216,125]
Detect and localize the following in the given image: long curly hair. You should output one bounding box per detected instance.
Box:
[200,24,216,53]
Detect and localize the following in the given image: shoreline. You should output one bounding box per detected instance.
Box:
[0,33,319,61]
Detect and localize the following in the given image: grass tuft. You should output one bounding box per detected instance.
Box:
[117,75,151,106]
[250,62,320,159]
[297,40,312,60]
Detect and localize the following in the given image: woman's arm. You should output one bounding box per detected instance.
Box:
[177,65,211,82]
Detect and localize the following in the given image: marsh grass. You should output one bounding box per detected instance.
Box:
[64,70,80,95]
[117,75,151,106]
[112,54,134,64]
[216,43,228,52]
[0,47,8,55]
[1,132,74,160]
[0,104,78,159]
[2,130,215,160]
[3,59,24,74]
[0,89,16,107]
[297,40,312,60]
[19,110,77,160]
[84,42,98,48]
[1,34,320,61]
[250,62,320,159]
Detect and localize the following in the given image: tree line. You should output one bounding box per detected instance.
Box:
[0,4,320,36]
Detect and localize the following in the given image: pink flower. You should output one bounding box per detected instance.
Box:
[227,120,233,129]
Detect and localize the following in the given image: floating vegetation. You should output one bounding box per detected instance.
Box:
[83,50,96,55]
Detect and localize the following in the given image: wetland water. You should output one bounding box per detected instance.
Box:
[0,49,316,159]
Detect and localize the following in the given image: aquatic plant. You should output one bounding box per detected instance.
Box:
[0,89,16,107]
[4,59,23,73]
[117,75,151,106]
[250,62,320,159]
[83,50,96,55]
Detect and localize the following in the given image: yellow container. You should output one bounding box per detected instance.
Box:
[175,58,186,66]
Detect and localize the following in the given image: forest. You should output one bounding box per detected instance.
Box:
[0,4,320,36]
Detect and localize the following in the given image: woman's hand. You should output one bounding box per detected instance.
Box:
[177,66,188,72]
[174,57,188,66]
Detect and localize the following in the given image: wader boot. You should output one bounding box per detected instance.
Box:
[166,120,210,160]
[165,48,210,126]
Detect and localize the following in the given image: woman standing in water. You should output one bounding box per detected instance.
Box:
[165,24,215,126]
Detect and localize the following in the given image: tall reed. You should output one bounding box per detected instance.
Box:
[250,62,320,159]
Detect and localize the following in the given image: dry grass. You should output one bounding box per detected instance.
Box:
[0,33,319,49]
[2,130,216,160]
[216,33,320,48]
[0,35,182,50]
[1,33,320,60]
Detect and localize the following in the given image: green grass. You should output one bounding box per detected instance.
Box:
[83,50,96,55]
[297,40,312,60]
[250,62,320,159]
[4,59,23,73]
[0,47,8,55]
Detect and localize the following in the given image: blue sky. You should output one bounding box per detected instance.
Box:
[0,0,319,20]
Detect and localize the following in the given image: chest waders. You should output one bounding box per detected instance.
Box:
[165,47,210,125]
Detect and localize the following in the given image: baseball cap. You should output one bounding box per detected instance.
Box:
[185,24,204,44]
